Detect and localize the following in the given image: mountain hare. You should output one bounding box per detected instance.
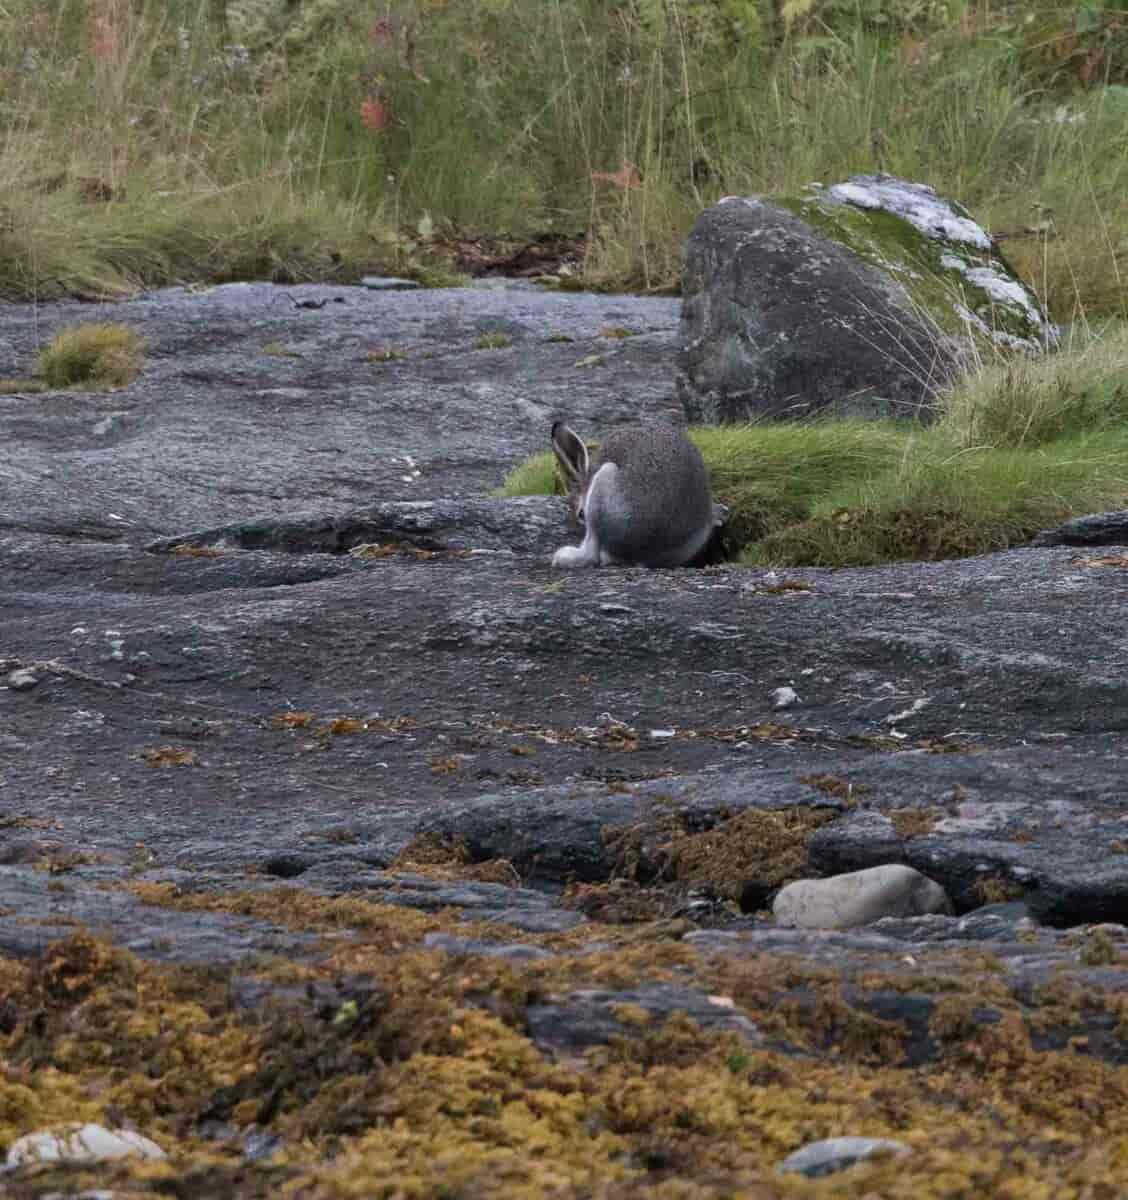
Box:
[550,421,724,568]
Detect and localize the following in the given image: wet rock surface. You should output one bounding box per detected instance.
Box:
[3,280,1128,1195]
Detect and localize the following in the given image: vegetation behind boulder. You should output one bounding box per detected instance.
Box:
[0,1,1124,315]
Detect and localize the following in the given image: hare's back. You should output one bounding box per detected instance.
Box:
[593,425,713,563]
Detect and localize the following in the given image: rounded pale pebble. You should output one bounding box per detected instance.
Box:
[773,863,953,930]
[5,1123,166,1167]
[778,1136,910,1178]
[5,669,40,691]
[771,685,800,710]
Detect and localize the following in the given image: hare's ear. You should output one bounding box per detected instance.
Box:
[551,421,590,489]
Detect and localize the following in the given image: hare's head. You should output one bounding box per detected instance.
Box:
[550,421,592,525]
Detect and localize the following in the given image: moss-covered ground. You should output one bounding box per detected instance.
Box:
[2,866,1127,1199]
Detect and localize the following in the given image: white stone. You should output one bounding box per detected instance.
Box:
[773,864,953,930]
[771,686,800,710]
[778,1136,910,1177]
[6,1123,166,1167]
[5,669,39,691]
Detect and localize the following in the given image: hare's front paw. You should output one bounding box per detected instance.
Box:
[552,544,593,568]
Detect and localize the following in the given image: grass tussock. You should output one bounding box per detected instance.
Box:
[38,322,145,390]
[941,326,1128,448]
[501,324,1128,566]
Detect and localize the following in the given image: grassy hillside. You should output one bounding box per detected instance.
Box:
[0,0,1125,318]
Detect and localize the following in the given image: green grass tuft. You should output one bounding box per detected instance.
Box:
[746,433,1128,566]
[475,332,513,350]
[940,325,1128,449]
[497,452,559,499]
[38,323,145,390]
[688,422,910,552]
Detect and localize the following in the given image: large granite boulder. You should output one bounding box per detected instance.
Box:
[677,174,1056,424]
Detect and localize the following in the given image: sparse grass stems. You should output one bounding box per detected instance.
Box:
[38,323,145,390]
[940,324,1128,448]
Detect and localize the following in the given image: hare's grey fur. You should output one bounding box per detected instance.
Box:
[551,421,723,568]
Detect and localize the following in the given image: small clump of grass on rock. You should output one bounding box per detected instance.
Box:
[38,323,144,391]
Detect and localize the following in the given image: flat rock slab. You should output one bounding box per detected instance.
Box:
[0,281,681,540]
[777,1136,909,1178]
[3,279,1128,975]
[0,865,316,964]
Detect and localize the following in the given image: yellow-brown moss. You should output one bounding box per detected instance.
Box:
[799,773,870,804]
[660,807,836,903]
[390,832,521,886]
[971,874,1027,904]
[562,878,679,924]
[5,895,1128,1199]
[1080,926,1123,966]
[889,807,940,838]
[130,884,441,948]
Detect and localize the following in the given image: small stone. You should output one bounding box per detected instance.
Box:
[771,685,800,710]
[6,1123,166,1167]
[360,275,421,291]
[5,669,40,691]
[773,864,953,930]
[242,1127,285,1163]
[41,1192,116,1200]
[778,1136,910,1178]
